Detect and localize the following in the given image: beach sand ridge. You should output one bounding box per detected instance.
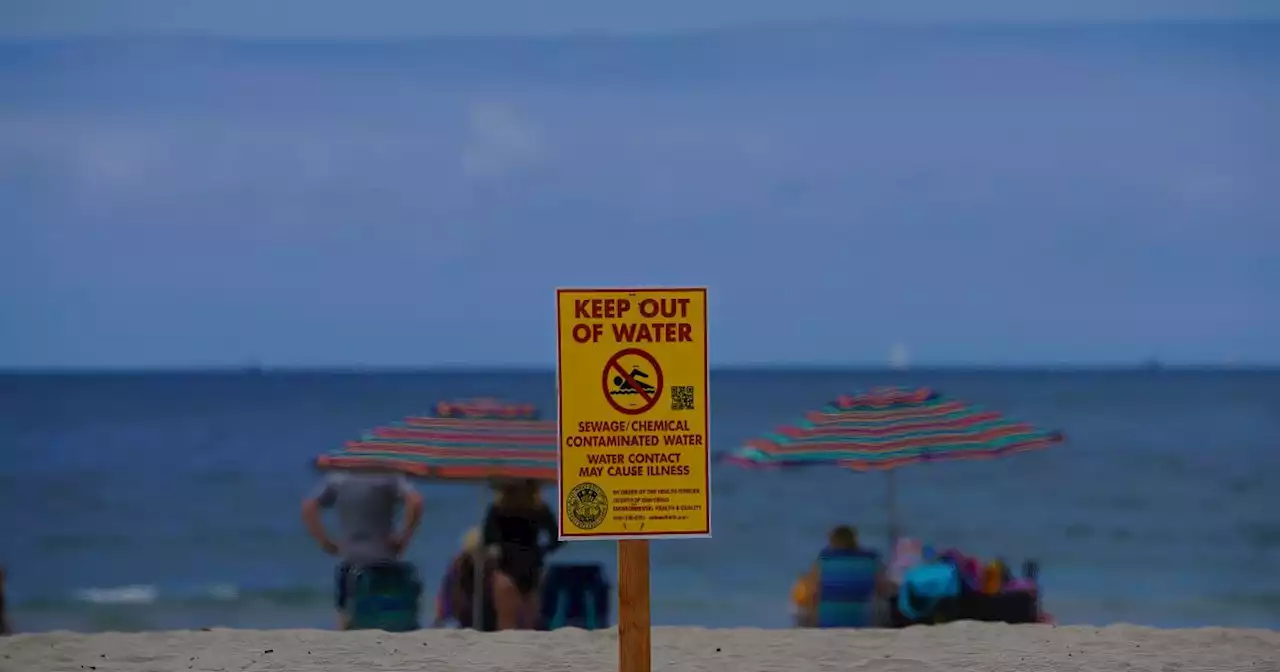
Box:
[2,623,1278,672]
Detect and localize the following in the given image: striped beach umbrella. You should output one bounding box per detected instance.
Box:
[725,387,1065,541]
[316,398,557,630]
[316,398,558,482]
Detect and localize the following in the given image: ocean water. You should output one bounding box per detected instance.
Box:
[1,369,1277,633]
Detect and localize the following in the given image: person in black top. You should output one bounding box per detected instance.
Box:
[482,479,562,629]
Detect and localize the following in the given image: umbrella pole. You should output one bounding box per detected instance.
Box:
[885,470,899,550]
[472,545,485,630]
[473,490,486,631]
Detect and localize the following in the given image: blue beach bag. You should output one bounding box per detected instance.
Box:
[897,561,961,622]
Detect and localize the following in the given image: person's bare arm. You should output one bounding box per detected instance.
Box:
[391,476,424,553]
[539,503,563,555]
[480,504,505,558]
[301,477,339,555]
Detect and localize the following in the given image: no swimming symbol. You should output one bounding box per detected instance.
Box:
[602,348,663,415]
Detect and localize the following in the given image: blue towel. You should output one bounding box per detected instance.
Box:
[816,547,881,628]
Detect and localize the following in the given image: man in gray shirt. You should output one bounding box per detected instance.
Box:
[301,471,424,629]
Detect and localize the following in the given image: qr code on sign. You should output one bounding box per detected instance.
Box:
[671,386,696,411]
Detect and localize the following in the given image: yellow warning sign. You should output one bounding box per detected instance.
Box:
[556,287,711,539]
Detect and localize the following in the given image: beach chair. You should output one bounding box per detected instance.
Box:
[814,548,882,628]
[345,562,423,632]
[539,563,610,630]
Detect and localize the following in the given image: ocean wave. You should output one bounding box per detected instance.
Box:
[32,527,312,552]
[21,583,330,610]
[75,584,160,605]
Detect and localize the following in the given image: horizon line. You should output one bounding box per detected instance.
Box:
[2,17,1275,44]
[1,363,1276,376]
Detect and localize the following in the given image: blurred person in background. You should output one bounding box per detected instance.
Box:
[434,527,484,629]
[0,565,10,635]
[482,479,562,630]
[792,525,891,628]
[301,470,425,630]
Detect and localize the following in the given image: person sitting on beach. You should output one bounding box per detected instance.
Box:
[301,470,425,630]
[482,479,563,630]
[434,527,483,629]
[793,525,889,628]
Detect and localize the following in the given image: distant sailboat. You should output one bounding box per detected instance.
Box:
[888,343,910,371]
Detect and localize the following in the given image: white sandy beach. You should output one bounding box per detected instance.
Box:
[2,624,1277,672]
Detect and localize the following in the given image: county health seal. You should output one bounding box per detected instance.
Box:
[566,482,608,530]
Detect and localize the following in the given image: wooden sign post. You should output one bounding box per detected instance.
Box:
[618,540,651,672]
[555,287,711,672]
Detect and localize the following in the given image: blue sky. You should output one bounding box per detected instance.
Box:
[1,5,1277,368]
[2,1,1279,38]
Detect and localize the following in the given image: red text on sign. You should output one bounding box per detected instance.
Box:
[569,296,696,344]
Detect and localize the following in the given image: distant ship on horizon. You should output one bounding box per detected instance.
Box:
[888,343,910,371]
